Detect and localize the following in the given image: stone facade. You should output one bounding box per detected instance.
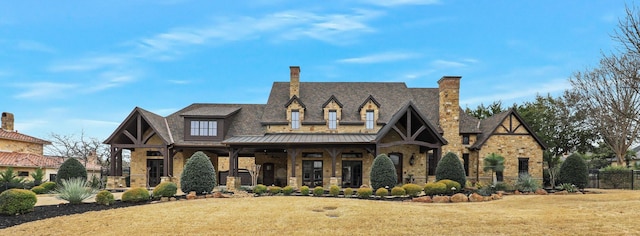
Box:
[0,139,43,155]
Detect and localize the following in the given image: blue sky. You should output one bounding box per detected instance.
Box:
[0,0,627,141]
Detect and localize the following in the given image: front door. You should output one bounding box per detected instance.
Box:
[389,153,403,184]
[342,161,362,188]
[147,159,164,187]
[263,163,275,186]
[303,160,323,187]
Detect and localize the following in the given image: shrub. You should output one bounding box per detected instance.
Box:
[375,187,389,197]
[282,186,294,196]
[515,174,540,192]
[40,182,56,192]
[437,179,461,194]
[494,182,513,192]
[300,186,310,195]
[424,182,447,196]
[56,158,87,186]
[31,186,47,194]
[369,154,397,190]
[0,167,26,193]
[268,186,282,195]
[356,187,373,199]
[0,189,37,215]
[153,182,177,198]
[391,186,406,196]
[329,185,340,197]
[180,151,217,194]
[54,178,96,204]
[477,185,494,196]
[88,175,104,189]
[96,190,115,205]
[402,183,422,197]
[122,187,150,203]
[254,184,267,195]
[31,167,45,186]
[313,186,324,197]
[558,153,588,189]
[600,165,632,189]
[560,183,578,193]
[436,152,467,188]
[343,188,354,197]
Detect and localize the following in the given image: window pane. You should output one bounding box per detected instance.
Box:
[291,111,300,129]
[209,121,217,136]
[366,111,374,129]
[190,121,199,136]
[329,111,337,129]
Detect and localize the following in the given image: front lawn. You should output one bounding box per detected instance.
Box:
[3,189,640,235]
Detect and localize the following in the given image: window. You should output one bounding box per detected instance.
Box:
[302,152,323,158]
[462,154,469,177]
[496,171,504,182]
[190,120,217,136]
[366,110,374,129]
[462,134,470,145]
[303,160,323,187]
[341,153,363,158]
[518,158,529,178]
[146,151,162,156]
[328,110,337,129]
[18,171,29,177]
[428,153,437,176]
[291,110,300,129]
[49,174,57,182]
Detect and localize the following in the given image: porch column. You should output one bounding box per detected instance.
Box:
[287,148,300,188]
[169,149,176,176]
[227,147,241,191]
[162,147,169,178]
[325,148,342,177]
[116,149,123,176]
[435,147,442,165]
[109,147,117,175]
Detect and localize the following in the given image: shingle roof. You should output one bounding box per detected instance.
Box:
[459,111,482,134]
[223,134,377,145]
[0,152,101,170]
[0,129,51,145]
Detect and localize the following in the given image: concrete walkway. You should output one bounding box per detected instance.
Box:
[36,192,124,206]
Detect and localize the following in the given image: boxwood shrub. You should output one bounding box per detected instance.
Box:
[391,186,406,196]
[424,182,447,196]
[31,186,47,195]
[122,187,150,203]
[96,190,115,206]
[329,185,340,197]
[437,179,461,194]
[40,181,57,192]
[253,184,267,195]
[343,188,354,197]
[300,186,310,196]
[268,186,282,195]
[357,187,373,199]
[282,186,294,196]
[402,183,423,197]
[313,186,324,197]
[153,182,177,198]
[0,189,37,215]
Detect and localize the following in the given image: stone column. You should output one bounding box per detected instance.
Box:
[226,176,241,191]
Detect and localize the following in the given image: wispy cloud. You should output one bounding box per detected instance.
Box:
[338,51,420,64]
[16,40,55,53]
[168,80,191,84]
[460,73,570,107]
[13,82,79,99]
[48,55,127,72]
[84,72,138,93]
[361,0,440,7]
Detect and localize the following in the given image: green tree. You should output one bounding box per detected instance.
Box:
[56,158,88,186]
[483,153,505,185]
[435,152,466,188]
[180,151,216,194]
[30,167,45,186]
[369,154,397,190]
[558,153,589,189]
[464,101,505,119]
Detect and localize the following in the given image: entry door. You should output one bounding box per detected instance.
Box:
[303,160,323,187]
[263,163,275,186]
[147,159,164,187]
[342,161,362,188]
[389,153,403,184]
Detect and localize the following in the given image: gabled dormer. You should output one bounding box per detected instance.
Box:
[323,95,343,130]
[359,95,381,130]
[285,95,306,129]
[182,106,241,141]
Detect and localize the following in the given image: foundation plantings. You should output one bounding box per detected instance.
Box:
[436,152,466,188]
[180,151,217,195]
[254,184,267,195]
[95,190,115,206]
[300,186,310,196]
[370,154,398,190]
[0,189,36,215]
[329,185,340,197]
[402,183,423,197]
[56,158,87,186]
[391,186,406,196]
[153,182,178,198]
[357,187,373,199]
[282,186,294,196]
[122,187,151,203]
[313,186,324,197]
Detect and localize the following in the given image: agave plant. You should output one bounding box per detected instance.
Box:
[54,178,96,204]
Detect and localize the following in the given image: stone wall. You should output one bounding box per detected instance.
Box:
[0,139,44,155]
[477,135,544,184]
[438,77,462,158]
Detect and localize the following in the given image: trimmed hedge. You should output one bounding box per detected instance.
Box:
[122,187,150,203]
[402,183,422,197]
[329,185,340,197]
[31,186,47,194]
[313,186,324,197]
[357,187,373,199]
[300,186,310,195]
[343,188,354,197]
[375,188,389,197]
[0,189,37,215]
[268,186,282,195]
[96,190,115,205]
[153,182,177,198]
[282,186,294,196]
[56,158,87,186]
[40,181,57,192]
[437,179,461,194]
[370,154,398,190]
[254,184,267,195]
[435,152,467,188]
[391,186,406,196]
[424,182,447,196]
[558,153,588,189]
[180,151,217,194]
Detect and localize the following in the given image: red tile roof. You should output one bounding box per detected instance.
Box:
[0,129,51,145]
[0,152,101,171]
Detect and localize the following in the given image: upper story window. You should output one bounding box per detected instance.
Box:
[291,110,300,129]
[366,110,374,129]
[190,120,217,136]
[462,134,470,145]
[328,110,337,129]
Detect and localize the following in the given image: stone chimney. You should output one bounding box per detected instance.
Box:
[1,112,14,131]
[438,76,462,155]
[290,66,300,98]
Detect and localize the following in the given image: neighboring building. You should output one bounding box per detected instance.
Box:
[0,112,101,182]
[105,66,546,189]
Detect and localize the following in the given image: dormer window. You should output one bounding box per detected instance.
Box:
[366,110,374,129]
[328,110,337,129]
[190,120,217,136]
[359,95,380,130]
[291,110,300,129]
[185,117,223,141]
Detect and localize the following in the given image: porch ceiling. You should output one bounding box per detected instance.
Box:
[222,133,377,145]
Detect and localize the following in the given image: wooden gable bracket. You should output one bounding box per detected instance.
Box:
[496,113,525,135]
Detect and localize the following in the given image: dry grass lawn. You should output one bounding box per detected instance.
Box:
[3,189,640,235]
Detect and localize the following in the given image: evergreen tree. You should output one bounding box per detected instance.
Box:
[180,151,217,194]
[436,152,467,188]
[369,154,397,190]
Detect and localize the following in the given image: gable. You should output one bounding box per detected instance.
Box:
[470,109,547,150]
[376,102,447,148]
[104,107,170,145]
[494,113,529,135]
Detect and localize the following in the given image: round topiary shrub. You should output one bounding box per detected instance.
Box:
[31,186,47,195]
[122,187,150,203]
[153,182,177,198]
[391,186,406,196]
[402,183,423,197]
[370,154,398,190]
[437,179,461,194]
[253,184,267,195]
[329,185,340,197]
[424,182,447,196]
[435,152,467,188]
[282,186,294,196]
[268,186,282,195]
[357,187,373,199]
[375,187,389,196]
[558,153,588,189]
[180,151,217,195]
[40,181,57,192]
[343,188,354,197]
[56,158,87,186]
[96,190,115,206]
[313,186,324,197]
[300,186,310,195]
[0,189,37,215]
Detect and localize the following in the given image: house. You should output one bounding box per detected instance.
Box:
[104,66,546,190]
[0,112,102,182]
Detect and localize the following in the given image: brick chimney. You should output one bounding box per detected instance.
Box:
[290,66,300,98]
[438,76,462,155]
[1,112,14,131]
